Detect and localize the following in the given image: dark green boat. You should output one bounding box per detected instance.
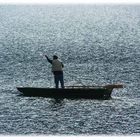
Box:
[17,84,123,99]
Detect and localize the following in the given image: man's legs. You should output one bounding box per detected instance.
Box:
[54,75,59,88]
[59,74,64,88]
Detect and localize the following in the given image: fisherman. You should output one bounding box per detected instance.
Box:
[45,55,64,89]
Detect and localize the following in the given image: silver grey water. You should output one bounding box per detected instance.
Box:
[0,5,140,135]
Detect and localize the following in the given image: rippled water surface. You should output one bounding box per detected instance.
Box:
[0,5,140,135]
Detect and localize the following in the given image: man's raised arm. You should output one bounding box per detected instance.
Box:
[45,55,52,64]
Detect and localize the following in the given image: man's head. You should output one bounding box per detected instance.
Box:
[53,55,58,60]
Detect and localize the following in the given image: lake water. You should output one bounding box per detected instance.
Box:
[0,5,140,135]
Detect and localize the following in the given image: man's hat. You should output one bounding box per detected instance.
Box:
[53,55,58,59]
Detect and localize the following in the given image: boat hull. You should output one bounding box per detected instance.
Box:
[17,87,113,99]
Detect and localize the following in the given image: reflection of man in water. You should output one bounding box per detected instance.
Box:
[45,55,64,89]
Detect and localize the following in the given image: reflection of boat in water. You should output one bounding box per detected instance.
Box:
[17,84,123,99]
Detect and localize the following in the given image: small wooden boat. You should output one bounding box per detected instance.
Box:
[17,84,123,99]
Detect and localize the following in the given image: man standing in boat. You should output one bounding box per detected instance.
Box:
[45,55,64,89]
